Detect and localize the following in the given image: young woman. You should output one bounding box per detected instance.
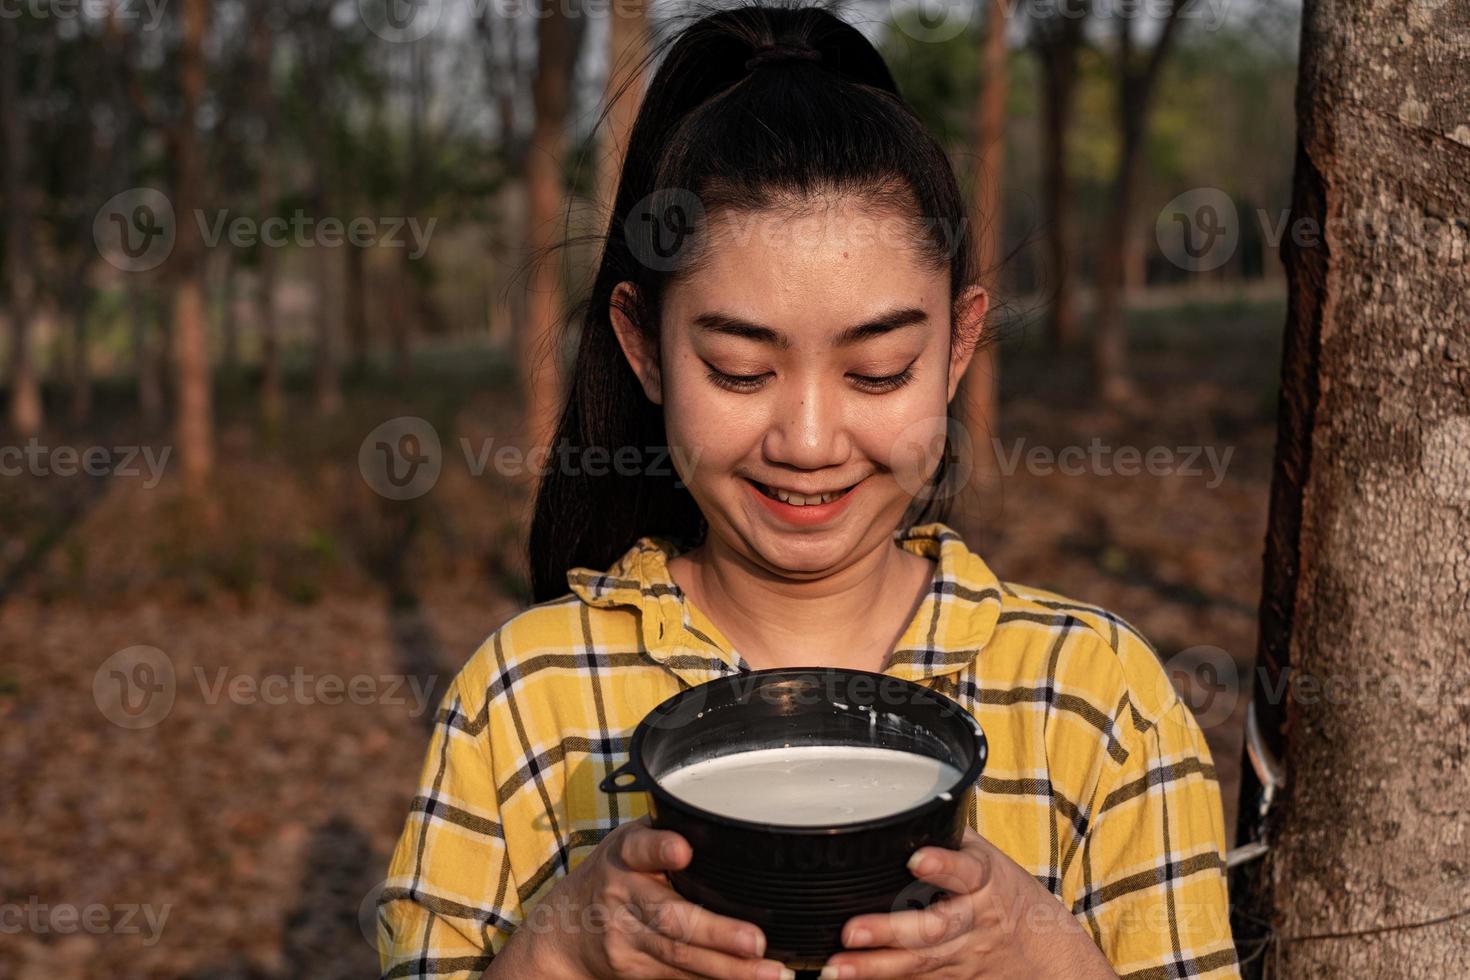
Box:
[378,4,1239,979]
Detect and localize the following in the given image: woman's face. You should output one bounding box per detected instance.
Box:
[612,194,987,579]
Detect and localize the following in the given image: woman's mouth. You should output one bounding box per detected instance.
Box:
[743,477,862,525]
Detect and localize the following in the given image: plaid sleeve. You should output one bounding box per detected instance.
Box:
[378,671,522,980]
[1074,676,1240,979]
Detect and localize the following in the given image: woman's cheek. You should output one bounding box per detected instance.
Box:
[855,385,951,494]
[661,384,760,496]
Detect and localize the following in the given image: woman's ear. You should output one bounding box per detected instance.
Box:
[946,284,990,403]
[609,281,663,405]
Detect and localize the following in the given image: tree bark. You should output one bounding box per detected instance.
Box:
[597,0,648,222]
[131,280,163,425]
[1033,5,1086,351]
[959,0,1007,499]
[250,3,283,423]
[2,16,44,438]
[172,0,214,488]
[1090,0,1183,404]
[1238,0,1470,974]
[67,297,91,426]
[522,5,575,449]
[345,239,368,374]
[218,251,240,373]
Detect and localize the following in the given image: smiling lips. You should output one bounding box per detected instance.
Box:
[744,476,861,526]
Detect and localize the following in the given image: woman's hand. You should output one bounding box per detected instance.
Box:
[518,814,796,980]
[817,827,1118,980]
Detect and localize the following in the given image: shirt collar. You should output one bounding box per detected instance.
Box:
[566,522,1003,689]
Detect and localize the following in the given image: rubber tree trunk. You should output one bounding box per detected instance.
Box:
[959,0,1007,501]
[251,4,283,423]
[1234,0,1470,974]
[597,0,647,222]
[1090,1,1183,405]
[1033,7,1086,350]
[130,280,163,424]
[172,0,214,488]
[2,16,44,438]
[522,5,574,449]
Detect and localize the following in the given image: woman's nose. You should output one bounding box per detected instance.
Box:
[761,378,852,471]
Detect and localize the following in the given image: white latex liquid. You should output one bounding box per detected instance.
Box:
[659,744,961,826]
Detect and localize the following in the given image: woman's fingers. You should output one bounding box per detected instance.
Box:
[631,874,770,960]
[627,877,793,979]
[839,893,974,952]
[630,926,795,980]
[819,939,963,980]
[905,834,993,896]
[617,816,693,873]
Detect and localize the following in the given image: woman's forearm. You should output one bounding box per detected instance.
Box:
[481,923,578,980]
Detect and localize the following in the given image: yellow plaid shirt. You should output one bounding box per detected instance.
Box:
[378,523,1240,979]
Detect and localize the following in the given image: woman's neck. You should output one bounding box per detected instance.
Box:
[667,533,935,673]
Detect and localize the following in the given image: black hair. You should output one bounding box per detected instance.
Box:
[528,0,990,603]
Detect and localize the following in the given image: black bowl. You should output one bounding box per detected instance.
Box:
[600,667,987,968]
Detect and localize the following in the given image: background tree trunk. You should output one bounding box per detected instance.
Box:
[521,5,575,449]
[597,0,648,222]
[1238,0,1470,974]
[2,16,45,438]
[173,0,214,487]
[252,2,284,423]
[131,280,163,425]
[1090,0,1183,404]
[958,0,1007,502]
[1032,3,1087,351]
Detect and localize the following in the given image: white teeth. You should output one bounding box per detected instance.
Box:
[764,485,844,506]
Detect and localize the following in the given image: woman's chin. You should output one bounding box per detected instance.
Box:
[738,516,873,578]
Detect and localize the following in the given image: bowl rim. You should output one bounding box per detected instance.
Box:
[620,666,988,837]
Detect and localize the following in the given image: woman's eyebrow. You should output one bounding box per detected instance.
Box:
[833,306,929,346]
[691,306,928,348]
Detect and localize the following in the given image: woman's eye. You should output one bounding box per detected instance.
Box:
[848,366,916,393]
[707,368,771,392]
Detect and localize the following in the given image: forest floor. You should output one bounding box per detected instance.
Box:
[0,292,1284,978]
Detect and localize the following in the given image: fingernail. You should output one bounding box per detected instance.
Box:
[819,965,848,980]
[745,930,765,957]
[661,840,675,863]
[770,969,796,980]
[846,926,871,947]
[906,850,933,875]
